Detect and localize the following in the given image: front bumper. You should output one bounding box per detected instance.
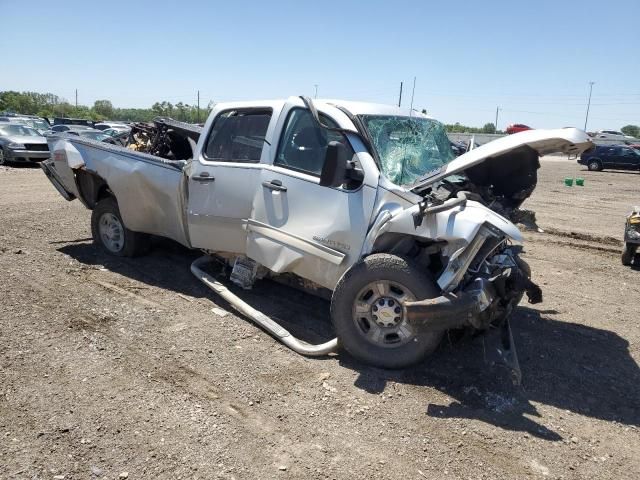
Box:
[405,259,542,333]
[7,148,50,163]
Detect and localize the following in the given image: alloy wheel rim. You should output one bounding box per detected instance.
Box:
[98,212,124,252]
[351,280,417,348]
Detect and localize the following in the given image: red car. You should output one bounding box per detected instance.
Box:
[506,123,532,134]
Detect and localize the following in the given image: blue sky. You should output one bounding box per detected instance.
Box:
[2,0,638,130]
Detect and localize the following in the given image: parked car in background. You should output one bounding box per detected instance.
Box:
[102,127,131,137]
[578,144,640,171]
[0,114,51,135]
[506,124,532,134]
[0,124,49,165]
[62,128,111,142]
[53,117,93,127]
[47,124,95,135]
[94,122,129,131]
[594,130,639,143]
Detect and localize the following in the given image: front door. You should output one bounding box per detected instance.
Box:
[247,105,377,289]
[187,107,276,253]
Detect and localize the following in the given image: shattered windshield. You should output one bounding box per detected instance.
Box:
[360,115,454,185]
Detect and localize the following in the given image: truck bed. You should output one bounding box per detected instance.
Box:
[43,134,193,247]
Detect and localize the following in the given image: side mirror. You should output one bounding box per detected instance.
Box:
[320,141,348,187]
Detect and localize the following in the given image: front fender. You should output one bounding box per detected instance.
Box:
[377,200,522,246]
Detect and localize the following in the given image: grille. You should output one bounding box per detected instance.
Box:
[25,144,49,152]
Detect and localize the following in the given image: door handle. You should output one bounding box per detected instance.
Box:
[262,179,287,192]
[193,172,215,182]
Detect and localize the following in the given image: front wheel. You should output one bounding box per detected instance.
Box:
[91,196,151,257]
[0,147,8,166]
[331,254,443,369]
[621,243,637,266]
[588,159,602,171]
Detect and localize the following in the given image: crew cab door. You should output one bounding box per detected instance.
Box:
[187,106,278,253]
[247,103,378,289]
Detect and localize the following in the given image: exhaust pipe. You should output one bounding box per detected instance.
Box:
[191,256,338,357]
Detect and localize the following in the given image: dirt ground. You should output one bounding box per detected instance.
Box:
[1,159,639,480]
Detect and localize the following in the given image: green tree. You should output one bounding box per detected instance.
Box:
[1,90,214,124]
[482,123,496,134]
[93,100,114,118]
[621,125,640,138]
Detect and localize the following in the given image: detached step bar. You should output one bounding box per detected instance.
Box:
[191,256,338,357]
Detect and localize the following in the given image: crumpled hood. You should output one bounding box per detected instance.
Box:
[410,128,593,190]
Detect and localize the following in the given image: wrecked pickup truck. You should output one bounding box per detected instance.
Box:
[42,97,592,377]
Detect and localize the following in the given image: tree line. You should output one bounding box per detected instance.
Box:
[2,90,638,135]
[0,91,212,123]
[445,122,501,134]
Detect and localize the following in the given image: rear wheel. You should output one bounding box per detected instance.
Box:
[621,243,637,266]
[91,196,151,257]
[0,147,8,166]
[331,254,443,368]
[588,159,602,171]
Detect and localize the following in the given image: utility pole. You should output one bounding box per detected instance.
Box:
[314,84,318,99]
[495,106,500,133]
[584,81,594,131]
[197,90,200,123]
[398,81,403,107]
[75,89,78,110]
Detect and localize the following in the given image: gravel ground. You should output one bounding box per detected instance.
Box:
[0,159,638,479]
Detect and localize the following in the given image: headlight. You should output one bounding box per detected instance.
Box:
[629,216,640,225]
[8,142,26,149]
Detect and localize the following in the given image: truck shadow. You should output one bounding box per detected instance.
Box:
[57,239,336,342]
[59,241,640,441]
[342,306,640,441]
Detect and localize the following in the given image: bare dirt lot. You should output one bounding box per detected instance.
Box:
[1,160,639,480]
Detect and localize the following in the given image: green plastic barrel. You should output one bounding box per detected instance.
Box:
[564,178,574,187]
[575,178,584,186]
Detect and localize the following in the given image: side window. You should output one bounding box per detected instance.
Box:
[274,109,354,176]
[204,109,272,163]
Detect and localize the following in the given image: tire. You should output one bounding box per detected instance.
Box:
[91,196,151,257]
[331,254,443,369]
[587,159,602,171]
[621,243,636,266]
[0,147,8,166]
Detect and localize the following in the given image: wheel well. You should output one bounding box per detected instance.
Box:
[370,233,445,276]
[75,170,112,208]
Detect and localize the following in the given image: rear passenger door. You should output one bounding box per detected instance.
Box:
[187,107,276,254]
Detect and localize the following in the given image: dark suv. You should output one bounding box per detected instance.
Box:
[578,145,640,171]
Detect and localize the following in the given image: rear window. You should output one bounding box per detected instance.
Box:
[204,109,272,163]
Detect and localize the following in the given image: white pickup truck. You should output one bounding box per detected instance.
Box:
[42,96,592,376]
